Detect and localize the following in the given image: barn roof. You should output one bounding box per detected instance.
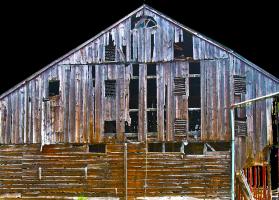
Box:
[0,4,278,99]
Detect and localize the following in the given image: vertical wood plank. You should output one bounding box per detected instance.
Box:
[69,66,76,143]
[157,63,164,141]
[138,64,146,141]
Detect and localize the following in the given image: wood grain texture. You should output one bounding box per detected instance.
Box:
[0,143,231,199]
[0,6,278,173]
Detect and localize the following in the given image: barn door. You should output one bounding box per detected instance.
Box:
[42,79,62,145]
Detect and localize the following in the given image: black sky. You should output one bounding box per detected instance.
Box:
[0,0,278,94]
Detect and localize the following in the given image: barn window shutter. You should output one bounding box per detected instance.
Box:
[105,34,116,61]
[233,75,247,136]
[234,106,247,137]
[173,77,186,96]
[235,120,247,136]
[105,80,116,97]
[233,75,246,94]
[174,119,187,135]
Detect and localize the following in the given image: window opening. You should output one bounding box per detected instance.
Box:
[147,111,157,133]
[147,78,157,108]
[104,121,116,135]
[174,30,193,59]
[148,143,163,152]
[105,80,116,97]
[105,33,116,61]
[89,144,106,153]
[48,80,60,97]
[125,112,138,134]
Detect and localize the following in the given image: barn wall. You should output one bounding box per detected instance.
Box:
[0,143,231,199]
[193,36,279,169]
[0,6,278,170]
[0,62,192,144]
[200,59,231,141]
[58,8,184,65]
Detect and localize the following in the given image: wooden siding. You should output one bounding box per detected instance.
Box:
[57,8,183,65]
[0,5,278,172]
[0,62,190,144]
[0,143,231,199]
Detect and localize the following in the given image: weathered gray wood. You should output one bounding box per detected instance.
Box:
[138,64,146,141]
[69,66,76,143]
[0,5,278,176]
[157,63,164,141]
[117,64,125,141]
[88,65,94,143]
[95,65,102,142]
[63,66,70,143]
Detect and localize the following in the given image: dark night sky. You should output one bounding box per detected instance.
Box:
[0,0,278,94]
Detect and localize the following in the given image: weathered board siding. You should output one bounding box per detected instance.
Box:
[0,62,190,144]
[58,8,183,65]
[0,5,278,173]
[0,143,231,199]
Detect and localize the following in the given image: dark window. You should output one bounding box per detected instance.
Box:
[132,15,157,29]
[92,65,95,78]
[151,33,154,60]
[122,45,126,59]
[131,14,138,30]
[235,106,247,121]
[105,34,116,61]
[132,64,139,77]
[125,112,138,133]
[184,142,204,155]
[188,77,200,107]
[146,18,157,28]
[147,111,157,132]
[174,119,187,135]
[174,30,193,59]
[270,147,278,189]
[131,33,133,60]
[48,80,60,97]
[89,144,106,153]
[233,75,246,94]
[148,143,163,152]
[147,64,156,76]
[105,80,116,97]
[129,79,139,109]
[173,77,186,96]
[188,110,201,132]
[207,142,231,151]
[104,121,116,133]
[147,79,157,108]
[165,142,181,152]
[189,62,200,74]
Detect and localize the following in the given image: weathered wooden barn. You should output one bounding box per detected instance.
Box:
[0,4,278,200]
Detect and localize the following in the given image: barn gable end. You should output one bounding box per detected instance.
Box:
[0,4,278,200]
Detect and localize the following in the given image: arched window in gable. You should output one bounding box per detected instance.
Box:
[133,16,157,29]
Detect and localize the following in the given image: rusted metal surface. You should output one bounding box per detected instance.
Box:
[237,165,271,200]
[0,143,231,199]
